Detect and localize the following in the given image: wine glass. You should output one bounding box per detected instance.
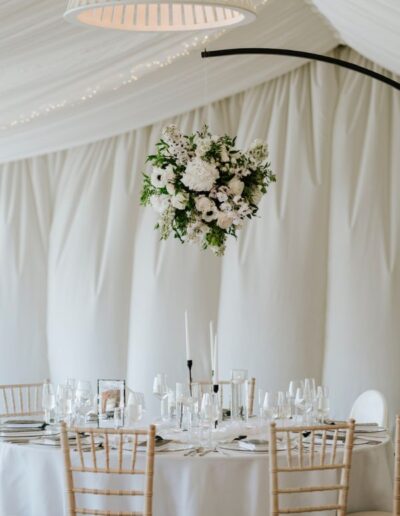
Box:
[316,386,330,423]
[126,392,145,428]
[263,392,275,420]
[258,388,265,418]
[153,374,168,420]
[42,382,55,424]
[294,387,305,423]
[56,384,74,424]
[190,382,201,420]
[200,393,219,447]
[75,381,93,424]
[276,391,285,419]
[303,379,315,423]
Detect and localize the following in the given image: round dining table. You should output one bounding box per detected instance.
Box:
[0,426,394,516]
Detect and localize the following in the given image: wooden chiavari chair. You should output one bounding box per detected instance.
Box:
[269,419,355,516]
[350,414,400,516]
[61,422,156,516]
[0,382,44,418]
[191,377,256,417]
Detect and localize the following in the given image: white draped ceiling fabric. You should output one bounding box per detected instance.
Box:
[0,1,400,420]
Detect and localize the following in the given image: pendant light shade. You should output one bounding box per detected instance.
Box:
[64,0,256,32]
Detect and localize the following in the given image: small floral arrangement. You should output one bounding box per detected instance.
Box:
[140,125,276,256]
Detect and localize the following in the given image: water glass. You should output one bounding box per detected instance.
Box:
[56,384,74,424]
[153,374,169,420]
[114,407,124,429]
[316,386,330,423]
[75,380,93,424]
[191,383,201,417]
[258,388,265,418]
[200,393,219,446]
[231,369,248,420]
[42,382,56,424]
[263,392,275,420]
[175,383,192,431]
[167,389,176,420]
[294,387,305,423]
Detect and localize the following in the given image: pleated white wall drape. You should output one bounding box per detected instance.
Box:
[0,47,399,421]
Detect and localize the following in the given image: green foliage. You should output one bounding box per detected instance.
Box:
[139,124,276,256]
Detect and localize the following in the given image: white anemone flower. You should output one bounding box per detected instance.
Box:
[151,167,168,188]
[202,206,218,222]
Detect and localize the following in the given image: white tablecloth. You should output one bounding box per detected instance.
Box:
[0,435,393,516]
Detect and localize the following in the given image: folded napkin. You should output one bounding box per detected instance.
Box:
[1,419,46,430]
[238,439,269,452]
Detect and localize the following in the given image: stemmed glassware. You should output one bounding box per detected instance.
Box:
[56,384,74,424]
[42,381,56,424]
[190,383,201,427]
[75,381,93,425]
[316,386,330,422]
[153,374,169,421]
[125,392,145,428]
[294,387,305,422]
[200,393,219,446]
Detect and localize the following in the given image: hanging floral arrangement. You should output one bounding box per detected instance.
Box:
[140,125,276,256]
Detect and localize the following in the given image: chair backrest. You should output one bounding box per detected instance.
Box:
[394,415,400,515]
[61,422,156,516]
[191,377,256,417]
[350,389,388,427]
[0,382,43,418]
[269,419,355,516]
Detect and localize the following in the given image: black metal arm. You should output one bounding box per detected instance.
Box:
[201,48,400,91]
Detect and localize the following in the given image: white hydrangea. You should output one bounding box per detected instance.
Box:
[181,157,219,192]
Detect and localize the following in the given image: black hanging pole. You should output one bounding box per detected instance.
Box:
[201,48,400,91]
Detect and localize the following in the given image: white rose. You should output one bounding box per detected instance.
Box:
[151,167,168,188]
[181,157,219,192]
[228,177,245,196]
[171,192,189,210]
[217,211,234,229]
[150,194,169,213]
[196,196,213,213]
[166,183,176,195]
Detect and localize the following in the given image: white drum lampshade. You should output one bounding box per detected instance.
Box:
[64,0,256,31]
